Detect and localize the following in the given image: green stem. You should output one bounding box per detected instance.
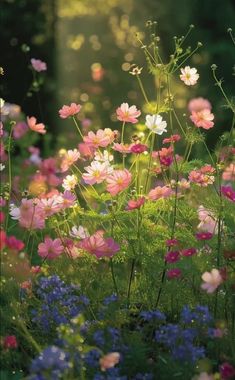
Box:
[72,116,83,139]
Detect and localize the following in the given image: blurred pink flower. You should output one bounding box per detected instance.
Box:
[188,97,212,113]
[166,238,179,247]
[219,362,235,379]
[106,169,132,196]
[27,116,46,134]
[13,122,28,139]
[78,230,119,259]
[201,268,223,293]
[180,66,199,85]
[163,134,181,144]
[3,335,18,349]
[78,142,95,158]
[221,185,235,202]
[166,268,182,279]
[59,103,82,119]
[31,58,47,72]
[82,161,109,185]
[222,163,235,181]
[38,237,64,259]
[190,109,214,130]
[181,247,197,257]
[83,128,115,148]
[100,352,120,371]
[197,205,217,234]
[116,103,141,124]
[148,186,172,201]
[126,196,145,211]
[12,199,45,230]
[6,236,25,251]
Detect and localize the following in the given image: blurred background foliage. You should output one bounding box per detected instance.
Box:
[1,0,234,149]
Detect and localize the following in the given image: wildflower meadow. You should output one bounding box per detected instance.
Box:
[0,21,235,380]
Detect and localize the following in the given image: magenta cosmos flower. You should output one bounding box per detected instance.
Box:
[106,169,132,196]
[221,186,235,202]
[59,103,82,119]
[130,143,148,154]
[165,251,180,263]
[166,268,182,279]
[3,335,18,349]
[116,103,141,124]
[38,237,64,259]
[31,58,47,72]
[78,230,119,259]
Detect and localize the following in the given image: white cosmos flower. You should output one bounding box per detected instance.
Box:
[62,174,78,191]
[70,225,89,239]
[0,163,5,171]
[145,114,167,135]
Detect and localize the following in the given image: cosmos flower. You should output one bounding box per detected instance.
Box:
[180,66,199,85]
[27,116,46,134]
[31,58,47,72]
[116,103,141,124]
[59,103,82,119]
[106,169,132,196]
[201,269,223,293]
[100,352,120,371]
[190,109,214,130]
[38,237,64,259]
[145,114,167,135]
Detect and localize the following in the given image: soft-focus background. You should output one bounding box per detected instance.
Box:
[1,0,235,148]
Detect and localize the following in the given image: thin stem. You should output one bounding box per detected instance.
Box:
[136,75,149,104]
[72,116,83,139]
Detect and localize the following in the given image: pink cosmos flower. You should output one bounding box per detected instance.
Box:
[201,268,223,293]
[130,143,148,154]
[198,206,217,234]
[221,186,235,202]
[190,109,214,130]
[196,232,213,240]
[126,196,145,211]
[78,230,120,259]
[78,142,95,158]
[38,237,64,259]
[59,191,76,208]
[189,170,214,187]
[148,186,173,201]
[59,103,82,119]
[12,199,45,230]
[106,169,132,196]
[181,247,197,257]
[100,352,120,371]
[163,134,181,144]
[166,268,182,279]
[3,335,18,349]
[82,161,109,185]
[180,66,199,85]
[166,238,179,247]
[36,197,62,217]
[13,122,28,139]
[112,143,133,154]
[222,163,235,181]
[6,236,25,251]
[116,103,141,124]
[27,116,46,134]
[165,251,180,263]
[220,362,235,379]
[31,58,47,72]
[188,97,212,113]
[60,149,80,172]
[83,128,115,148]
